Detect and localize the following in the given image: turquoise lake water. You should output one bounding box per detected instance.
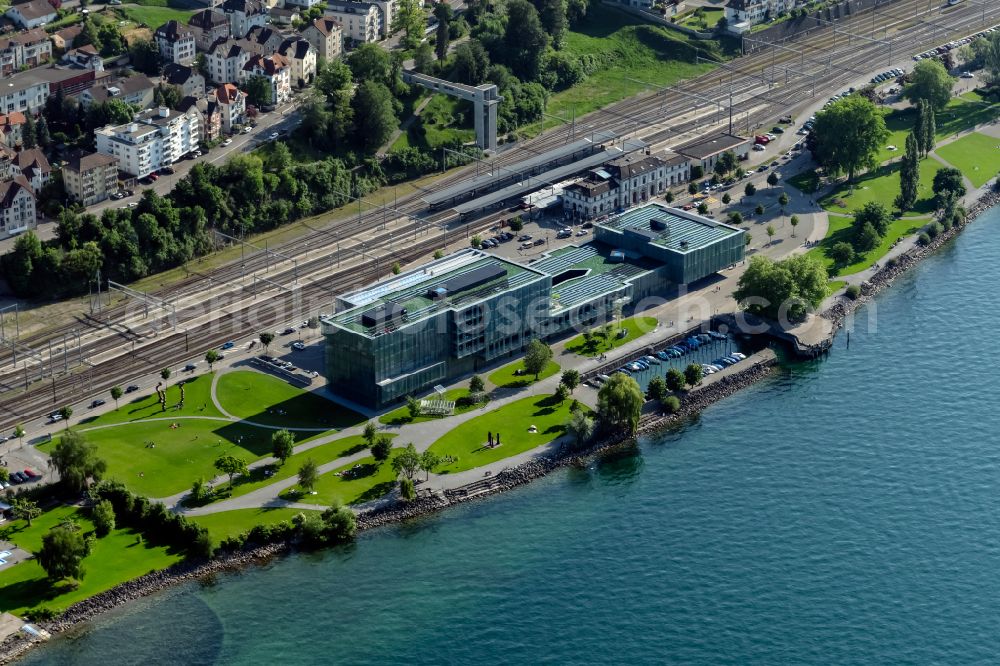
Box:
[21,207,1000,665]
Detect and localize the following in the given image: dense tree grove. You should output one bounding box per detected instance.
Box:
[811,96,889,182]
[733,254,828,323]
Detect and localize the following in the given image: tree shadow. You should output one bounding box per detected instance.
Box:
[353,481,396,504]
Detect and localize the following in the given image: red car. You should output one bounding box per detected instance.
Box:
[754,135,770,145]
[23,468,37,478]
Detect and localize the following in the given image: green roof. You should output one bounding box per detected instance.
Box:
[604,204,740,253]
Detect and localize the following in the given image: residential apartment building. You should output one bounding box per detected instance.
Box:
[205,38,250,84]
[5,0,57,30]
[325,2,380,44]
[95,106,201,178]
[0,66,98,114]
[162,63,206,99]
[188,9,231,52]
[244,25,286,55]
[277,37,316,87]
[242,53,290,104]
[301,16,343,61]
[49,24,82,52]
[724,0,792,29]
[180,95,220,141]
[212,82,245,134]
[222,0,268,38]
[13,147,49,192]
[0,112,27,147]
[62,152,119,206]
[269,7,300,26]
[154,20,197,65]
[284,0,323,8]
[0,176,36,237]
[79,74,155,109]
[0,29,52,76]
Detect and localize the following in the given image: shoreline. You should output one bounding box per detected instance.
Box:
[2,187,997,664]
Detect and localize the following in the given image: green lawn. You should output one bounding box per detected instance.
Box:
[76,374,223,427]
[378,388,485,426]
[820,158,943,216]
[874,93,1000,164]
[675,6,723,30]
[487,359,560,389]
[563,316,659,356]
[427,393,585,473]
[281,454,399,506]
[118,4,195,26]
[807,213,926,276]
[215,371,363,429]
[189,507,316,544]
[935,132,1000,188]
[0,506,181,617]
[521,4,727,137]
[203,434,386,503]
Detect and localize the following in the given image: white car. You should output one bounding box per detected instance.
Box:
[961,72,974,79]
[243,126,253,134]
[222,138,233,146]
[268,132,279,140]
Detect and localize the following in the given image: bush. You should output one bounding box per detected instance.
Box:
[845,284,861,300]
[885,257,898,268]
[918,232,931,246]
[91,499,116,537]
[926,222,943,239]
[400,477,416,500]
[829,241,854,266]
[663,395,681,413]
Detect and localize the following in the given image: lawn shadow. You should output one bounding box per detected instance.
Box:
[353,481,395,504]
[230,393,365,430]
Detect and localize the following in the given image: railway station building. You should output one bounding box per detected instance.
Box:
[322,203,745,409]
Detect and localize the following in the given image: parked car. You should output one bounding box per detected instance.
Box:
[533,238,545,246]
[125,385,139,393]
[222,138,233,146]
[89,399,106,408]
[292,341,306,351]
[184,363,197,372]
[221,341,235,350]
[518,234,532,241]
[159,166,175,175]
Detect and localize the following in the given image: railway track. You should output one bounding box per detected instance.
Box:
[0,0,996,430]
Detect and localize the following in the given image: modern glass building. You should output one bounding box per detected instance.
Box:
[323,204,744,409]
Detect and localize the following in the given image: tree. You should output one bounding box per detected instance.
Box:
[470,234,482,249]
[565,410,595,448]
[766,224,776,244]
[697,201,709,215]
[830,241,854,266]
[393,0,426,49]
[406,395,421,418]
[923,103,936,155]
[413,41,434,73]
[555,383,570,403]
[767,172,779,188]
[214,454,248,488]
[51,430,106,492]
[469,374,485,393]
[204,349,220,371]
[352,80,397,154]
[36,116,50,150]
[259,332,274,352]
[419,450,441,480]
[896,130,920,213]
[371,434,392,462]
[854,201,891,237]
[979,31,1000,84]
[523,338,553,380]
[745,182,756,197]
[450,40,490,85]
[647,376,667,403]
[733,254,828,323]
[362,421,378,448]
[596,372,644,436]
[665,367,686,393]
[22,114,36,149]
[108,385,123,410]
[10,497,40,526]
[271,429,295,465]
[755,203,765,216]
[535,0,567,47]
[560,369,580,394]
[391,261,402,275]
[812,96,889,182]
[295,458,317,493]
[722,193,731,205]
[97,22,126,56]
[688,182,698,195]
[347,42,393,86]
[160,368,171,389]
[37,524,89,583]
[508,217,524,232]
[392,443,421,481]
[13,424,25,448]
[853,222,880,252]
[932,167,966,208]
[729,211,744,225]
[790,214,799,237]
[244,75,273,108]
[684,363,703,388]
[778,192,789,213]
[903,59,954,111]
[92,499,116,537]
[502,0,549,81]
[434,2,452,60]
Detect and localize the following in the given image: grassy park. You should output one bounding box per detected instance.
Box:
[675,6,723,30]
[487,359,560,388]
[935,132,1000,189]
[427,394,585,474]
[819,158,943,216]
[281,454,400,506]
[0,505,181,616]
[190,507,318,543]
[564,316,659,356]
[807,213,925,276]
[118,4,196,27]
[378,388,484,426]
[215,371,363,429]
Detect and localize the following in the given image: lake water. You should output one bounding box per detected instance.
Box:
[20,207,1000,665]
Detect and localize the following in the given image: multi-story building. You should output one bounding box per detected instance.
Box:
[563,152,692,220]
[276,37,316,88]
[61,43,104,71]
[154,20,197,65]
[0,176,36,237]
[301,16,343,61]
[673,131,750,174]
[205,38,250,84]
[0,29,52,76]
[13,147,49,192]
[49,24,82,52]
[162,63,206,99]
[79,74,155,108]
[212,82,245,133]
[242,53,290,105]
[5,0,57,30]
[243,25,286,55]
[180,95,220,141]
[325,2,380,44]
[222,0,268,39]
[269,7,300,26]
[322,203,744,408]
[724,0,792,30]
[284,0,323,8]
[188,9,231,52]
[94,106,201,178]
[62,151,119,206]
[0,112,27,147]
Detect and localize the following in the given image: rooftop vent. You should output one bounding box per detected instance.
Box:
[650,218,668,232]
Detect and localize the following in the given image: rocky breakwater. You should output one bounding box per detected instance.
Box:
[824,187,1000,331]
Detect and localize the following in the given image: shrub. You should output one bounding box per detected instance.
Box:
[663,396,681,413]
[91,499,115,537]
[829,241,855,266]
[400,477,416,500]
[885,257,898,268]
[926,222,943,239]
[845,284,861,300]
[918,232,931,246]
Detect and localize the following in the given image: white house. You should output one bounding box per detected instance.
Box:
[95,106,201,178]
[277,37,316,88]
[213,82,246,134]
[222,0,268,39]
[325,2,380,44]
[188,9,231,52]
[724,0,792,30]
[242,53,291,105]
[563,152,688,220]
[205,38,250,84]
[0,176,36,237]
[154,20,197,65]
[0,28,52,76]
[5,0,57,30]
